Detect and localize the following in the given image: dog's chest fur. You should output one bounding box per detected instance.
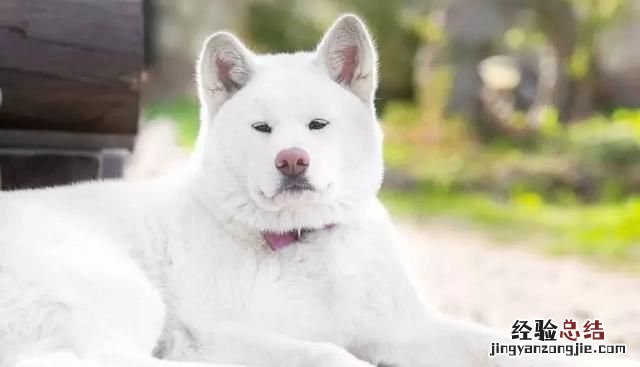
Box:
[164,219,394,346]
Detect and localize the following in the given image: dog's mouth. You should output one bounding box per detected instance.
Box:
[277,176,315,194]
[262,224,335,251]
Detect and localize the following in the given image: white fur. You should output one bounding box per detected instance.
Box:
[0,15,637,367]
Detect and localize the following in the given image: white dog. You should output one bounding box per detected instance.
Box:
[0,14,636,367]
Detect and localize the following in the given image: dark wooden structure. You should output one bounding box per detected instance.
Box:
[0,0,143,189]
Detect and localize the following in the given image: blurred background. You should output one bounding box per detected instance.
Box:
[1,0,638,356]
[139,0,640,354]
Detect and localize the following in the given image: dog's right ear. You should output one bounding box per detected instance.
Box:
[314,14,378,104]
[196,32,254,116]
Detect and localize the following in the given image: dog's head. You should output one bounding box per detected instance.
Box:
[194,15,383,233]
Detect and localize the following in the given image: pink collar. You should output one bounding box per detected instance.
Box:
[262,224,336,251]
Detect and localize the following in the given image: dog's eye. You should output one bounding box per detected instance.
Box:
[308,119,330,130]
[252,122,272,134]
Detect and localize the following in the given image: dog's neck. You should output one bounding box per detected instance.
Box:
[191,193,339,252]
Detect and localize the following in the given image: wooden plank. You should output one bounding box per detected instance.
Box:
[0,149,100,190]
[0,0,142,55]
[0,0,142,134]
[0,129,134,150]
[0,26,140,86]
[0,70,139,134]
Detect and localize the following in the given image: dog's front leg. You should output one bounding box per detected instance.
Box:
[360,315,493,367]
[171,321,374,367]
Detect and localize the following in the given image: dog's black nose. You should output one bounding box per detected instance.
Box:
[275,148,309,177]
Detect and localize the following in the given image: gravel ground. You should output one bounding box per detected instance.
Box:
[398,219,640,357]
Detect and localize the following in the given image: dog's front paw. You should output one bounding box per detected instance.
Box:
[308,343,375,367]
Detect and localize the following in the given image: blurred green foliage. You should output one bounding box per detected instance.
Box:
[381,188,640,267]
[144,97,199,147]
[382,101,640,266]
[245,0,322,52]
[566,0,630,79]
[384,104,640,203]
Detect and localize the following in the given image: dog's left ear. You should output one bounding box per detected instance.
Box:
[315,14,378,103]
